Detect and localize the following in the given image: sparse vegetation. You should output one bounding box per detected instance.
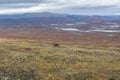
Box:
[0,41,119,80]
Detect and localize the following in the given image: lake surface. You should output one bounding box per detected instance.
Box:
[55,27,120,32]
[59,28,80,31]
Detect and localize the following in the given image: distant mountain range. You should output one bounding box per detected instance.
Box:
[0,12,69,19]
[0,12,120,30]
[0,12,120,19]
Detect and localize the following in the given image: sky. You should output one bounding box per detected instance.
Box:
[0,0,120,15]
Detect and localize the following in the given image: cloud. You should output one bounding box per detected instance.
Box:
[0,0,52,4]
[0,3,62,14]
[0,3,38,9]
[0,0,120,15]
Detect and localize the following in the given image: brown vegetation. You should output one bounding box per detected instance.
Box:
[0,27,119,46]
[0,27,119,80]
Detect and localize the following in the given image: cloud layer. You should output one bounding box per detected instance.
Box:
[0,0,120,15]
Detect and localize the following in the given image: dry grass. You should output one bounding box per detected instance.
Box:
[0,41,119,80]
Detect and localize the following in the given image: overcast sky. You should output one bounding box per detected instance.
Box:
[0,0,120,15]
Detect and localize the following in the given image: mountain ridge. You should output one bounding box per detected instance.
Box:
[0,12,120,19]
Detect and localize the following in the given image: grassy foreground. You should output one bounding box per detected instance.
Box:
[0,42,119,80]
